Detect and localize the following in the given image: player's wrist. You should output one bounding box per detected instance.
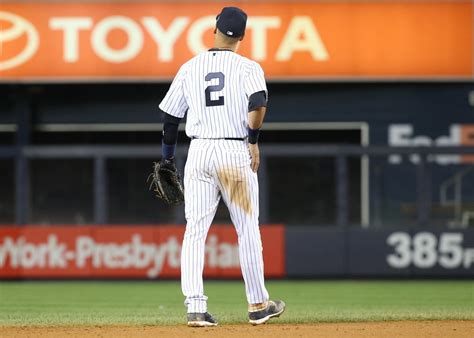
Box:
[248,127,260,144]
[162,141,176,159]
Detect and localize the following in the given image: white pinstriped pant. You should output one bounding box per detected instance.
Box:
[181,139,269,313]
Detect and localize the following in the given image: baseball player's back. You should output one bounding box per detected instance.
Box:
[160,51,266,139]
[158,6,285,328]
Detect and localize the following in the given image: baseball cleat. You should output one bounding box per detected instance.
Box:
[187,312,218,327]
[248,300,285,325]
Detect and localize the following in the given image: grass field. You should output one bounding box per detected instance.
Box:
[0,280,472,326]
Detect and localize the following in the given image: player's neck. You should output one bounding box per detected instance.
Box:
[212,43,238,52]
[213,30,241,52]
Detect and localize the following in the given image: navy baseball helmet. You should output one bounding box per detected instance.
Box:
[216,7,248,38]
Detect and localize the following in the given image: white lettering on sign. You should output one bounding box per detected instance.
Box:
[0,234,240,278]
[386,232,472,270]
[90,16,144,63]
[186,15,215,55]
[141,17,190,62]
[49,17,93,62]
[205,235,240,268]
[44,15,329,65]
[276,16,329,62]
[247,17,280,61]
[388,124,462,165]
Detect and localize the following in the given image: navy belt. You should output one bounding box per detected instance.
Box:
[191,137,245,141]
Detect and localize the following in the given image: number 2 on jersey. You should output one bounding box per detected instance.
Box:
[205,72,225,107]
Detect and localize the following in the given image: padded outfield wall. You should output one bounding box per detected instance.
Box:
[0,225,473,279]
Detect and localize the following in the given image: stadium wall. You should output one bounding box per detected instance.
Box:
[0,225,472,279]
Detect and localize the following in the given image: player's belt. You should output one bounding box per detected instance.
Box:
[191,137,245,141]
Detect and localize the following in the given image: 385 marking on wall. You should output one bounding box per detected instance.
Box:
[386,232,474,269]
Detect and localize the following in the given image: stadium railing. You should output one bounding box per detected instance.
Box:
[1,144,473,227]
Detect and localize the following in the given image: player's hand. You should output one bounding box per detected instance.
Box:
[160,157,177,172]
[249,143,260,172]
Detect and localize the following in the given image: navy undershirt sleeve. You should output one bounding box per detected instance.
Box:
[248,91,267,112]
[162,111,181,145]
[161,110,181,159]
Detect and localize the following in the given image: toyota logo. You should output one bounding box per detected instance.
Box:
[0,11,39,71]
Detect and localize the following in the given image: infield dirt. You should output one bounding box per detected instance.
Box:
[2,320,472,337]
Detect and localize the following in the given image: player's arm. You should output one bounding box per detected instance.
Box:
[158,64,188,168]
[248,91,267,172]
[161,110,182,162]
[248,91,267,130]
[244,62,268,172]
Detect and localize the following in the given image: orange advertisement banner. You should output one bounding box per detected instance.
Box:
[0,1,472,81]
[0,225,285,279]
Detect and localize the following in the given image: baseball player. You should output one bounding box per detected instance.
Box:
[158,7,285,327]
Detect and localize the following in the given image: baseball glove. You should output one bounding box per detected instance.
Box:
[148,159,184,206]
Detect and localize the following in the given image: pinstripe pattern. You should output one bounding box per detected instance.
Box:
[181,139,269,313]
[160,50,269,314]
[159,51,267,138]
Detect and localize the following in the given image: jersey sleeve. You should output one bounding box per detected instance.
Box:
[159,64,188,118]
[244,62,268,98]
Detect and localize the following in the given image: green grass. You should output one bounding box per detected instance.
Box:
[0,281,472,326]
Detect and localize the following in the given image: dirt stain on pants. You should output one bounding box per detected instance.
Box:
[217,168,252,215]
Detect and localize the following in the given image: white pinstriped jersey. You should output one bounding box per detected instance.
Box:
[159,50,267,138]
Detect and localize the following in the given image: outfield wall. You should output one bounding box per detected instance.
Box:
[287,227,474,277]
[0,225,472,279]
